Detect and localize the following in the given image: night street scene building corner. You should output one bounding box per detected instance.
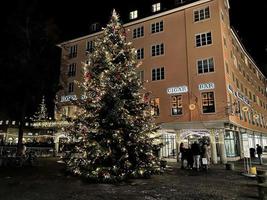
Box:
[55,0,267,163]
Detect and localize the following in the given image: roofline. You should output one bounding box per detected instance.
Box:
[230,29,266,79]
[57,0,212,47]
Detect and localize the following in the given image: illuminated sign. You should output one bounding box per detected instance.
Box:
[60,95,77,102]
[199,82,215,91]
[235,92,250,106]
[167,86,188,94]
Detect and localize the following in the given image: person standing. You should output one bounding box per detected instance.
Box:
[191,141,201,171]
[256,144,263,165]
[201,143,211,170]
[179,142,186,169]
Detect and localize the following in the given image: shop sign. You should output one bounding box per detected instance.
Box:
[60,95,77,102]
[198,82,215,91]
[167,86,188,94]
[235,92,250,106]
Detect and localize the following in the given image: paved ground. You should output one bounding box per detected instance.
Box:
[0,156,266,200]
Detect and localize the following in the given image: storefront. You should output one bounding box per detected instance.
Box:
[224,130,240,157]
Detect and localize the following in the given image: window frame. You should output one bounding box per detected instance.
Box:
[201,91,216,114]
[151,67,165,81]
[195,32,212,47]
[197,57,215,74]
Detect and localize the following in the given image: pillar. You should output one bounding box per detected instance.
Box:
[210,129,218,164]
[175,130,181,162]
[218,129,227,164]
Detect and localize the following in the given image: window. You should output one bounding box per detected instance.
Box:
[171,95,183,115]
[195,32,212,47]
[69,45,77,58]
[133,26,144,38]
[194,7,210,22]
[86,40,94,53]
[152,67,164,81]
[225,62,229,74]
[197,58,214,74]
[249,91,252,100]
[129,10,138,20]
[150,98,160,116]
[202,92,215,113]
[236,79,239,89]
[68,63,76,77]
[138,70,144,83]
[68,82,74,93]
[221,11,224,21]
[151,21,163,33]
[223,37,227,47]
[152,3,161,12]
[253,94,256,102]
[151,43,164,56]
[136,48,144,60]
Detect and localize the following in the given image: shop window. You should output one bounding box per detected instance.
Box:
[224,131,239,157]
[150,98,160,116]
[171,95,182,115]
[201,92,215,113]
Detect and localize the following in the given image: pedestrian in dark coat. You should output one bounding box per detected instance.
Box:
[256,144,263,165]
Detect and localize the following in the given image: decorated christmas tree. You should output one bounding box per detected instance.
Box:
[33,96,48,121]
[66,10,160,183]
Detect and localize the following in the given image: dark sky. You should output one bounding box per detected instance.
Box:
[0,0,266,119]
[1,0,266,70]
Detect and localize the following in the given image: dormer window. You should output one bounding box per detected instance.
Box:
[152,3,161,12]
[129,10,138,20]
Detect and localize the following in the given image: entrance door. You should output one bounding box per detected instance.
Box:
[160,133,176,158]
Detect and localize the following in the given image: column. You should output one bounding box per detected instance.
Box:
[175,130,181,162]
[210,129,218,164]
[218,129,227,164]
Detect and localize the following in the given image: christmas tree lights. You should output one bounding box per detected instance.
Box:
[65,10,160,183]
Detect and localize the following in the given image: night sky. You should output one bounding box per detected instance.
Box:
[0,0,266,119]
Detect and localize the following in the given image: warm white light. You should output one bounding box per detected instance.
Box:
[242,106,249,112]
[189,104,196,111]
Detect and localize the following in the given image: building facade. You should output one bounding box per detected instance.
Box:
[56,0,267,162]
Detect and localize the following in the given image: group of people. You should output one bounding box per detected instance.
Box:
[179,141,211,171]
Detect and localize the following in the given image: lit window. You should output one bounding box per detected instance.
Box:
[68,82,74,93]
[129,10,138,20]
[195,32,212,47]
[152,3,161,12]
[171,95,183,115]
[194,7,210,22]
[152,67,164,81]
[151,43,164,56]
[133,26,144,38]
[197,58,214,74]
[202,92,215,113]
[136,48,144,60]
[151,21,163,33]
[68,63,77,77]
[150,98,160,116]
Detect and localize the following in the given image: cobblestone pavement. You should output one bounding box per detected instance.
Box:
[0,157,265,200]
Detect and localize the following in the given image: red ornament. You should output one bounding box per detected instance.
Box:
[84,72,91,81]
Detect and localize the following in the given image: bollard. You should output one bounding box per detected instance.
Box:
[225,163,234,170]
